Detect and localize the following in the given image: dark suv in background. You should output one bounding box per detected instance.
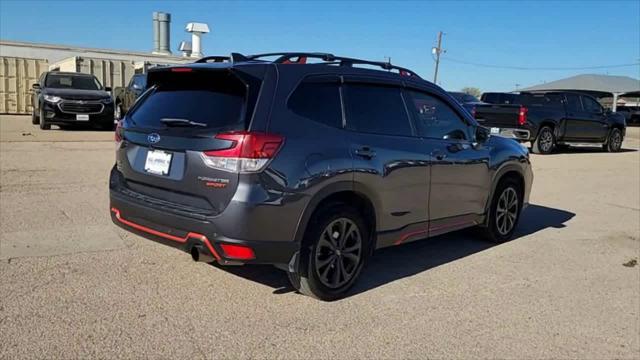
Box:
[110,53,533,300]
[32,71,114,130]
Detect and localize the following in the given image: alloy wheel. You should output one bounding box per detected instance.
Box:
[314,218,362,289]
[496,187,519,235]
[611,131,622,151]
[539,129,553,152]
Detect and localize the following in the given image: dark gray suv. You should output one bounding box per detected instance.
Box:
[110,53,533,300]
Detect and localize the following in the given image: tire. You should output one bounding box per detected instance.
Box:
[289,203,370,301]
[114,103,123,121]
[39,107,50,130]
[604,128,623,152]
[481,178,523,243]
[31,107,39,125]
[532,126,555,154]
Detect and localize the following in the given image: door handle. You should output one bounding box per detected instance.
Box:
[431,150,447,160]
[355,147,376,159]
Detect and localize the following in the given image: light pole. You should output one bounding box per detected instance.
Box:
[432,31,445,84]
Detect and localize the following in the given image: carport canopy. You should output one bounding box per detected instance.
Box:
[520,74,640,111]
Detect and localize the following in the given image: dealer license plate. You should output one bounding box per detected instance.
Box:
[144,150,172,175]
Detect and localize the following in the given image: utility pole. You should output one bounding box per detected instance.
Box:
[432,31,444,84]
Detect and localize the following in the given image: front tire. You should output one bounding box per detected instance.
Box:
[39,108,50,130]
[114,103,123,121]
[604,128,623,152]
[289,204,369,301]
[31,107,39,125]
[482,178,523,243]
[532,126,555,154]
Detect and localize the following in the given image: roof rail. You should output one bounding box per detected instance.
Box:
[248,52,421,78]
[193,52,421,79]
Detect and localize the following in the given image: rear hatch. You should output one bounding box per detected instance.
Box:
[115,65,270,218]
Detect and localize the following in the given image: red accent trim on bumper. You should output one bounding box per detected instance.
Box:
[110,207,221,261]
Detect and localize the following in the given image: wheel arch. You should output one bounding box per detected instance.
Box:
[484,164,526,217]
[293,182,377,253]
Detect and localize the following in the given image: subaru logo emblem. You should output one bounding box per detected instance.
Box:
[147,133,161,144]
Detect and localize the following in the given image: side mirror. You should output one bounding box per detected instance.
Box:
[104,86,112,92]
[32,83,40,90]
[475,126,489,144]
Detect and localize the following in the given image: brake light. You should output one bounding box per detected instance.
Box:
[200,131,284,173]
[518,106,528,126]
[171,67,193,72]
[115,120,123,143]
[220,243,255,260]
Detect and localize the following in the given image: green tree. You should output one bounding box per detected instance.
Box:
[461,87,482,99]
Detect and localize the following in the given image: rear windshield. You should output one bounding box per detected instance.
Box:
[450,92,479,103]
[482,93,518,104]
[45,74,102,90]
[518,93,564,109]
[128,70,250,131]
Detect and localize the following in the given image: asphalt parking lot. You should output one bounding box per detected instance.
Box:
[1,115,639,359]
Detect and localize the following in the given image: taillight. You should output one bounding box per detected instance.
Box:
[518,106,528,126]
[171,67,193,72]
[200,131,284,173]
[115,120,123,143]
[220,243,255,260]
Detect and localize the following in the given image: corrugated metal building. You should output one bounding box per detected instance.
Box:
[0,40,192,114]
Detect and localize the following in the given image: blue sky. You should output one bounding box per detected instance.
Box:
[1,0,639,91]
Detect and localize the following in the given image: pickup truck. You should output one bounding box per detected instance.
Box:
[474,91,626,154]
[113,74,146,120]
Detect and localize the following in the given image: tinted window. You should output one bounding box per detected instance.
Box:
[581,96,602,113]
[565,94,583,113]
[482,92,517,104]
[519,94,564,109]
[288,80,342,128]
[132,75,146,90]
[129,70,249,130]
[343,84,412,136]
[408,91,468,140]
[45,74,101,90]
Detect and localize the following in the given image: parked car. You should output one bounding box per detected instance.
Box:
[473,92,626,154]
[109,52,533,300]
[113,74,146,120]
[615,105,640,125]
[449,91,487,114]
[32,71,114,130]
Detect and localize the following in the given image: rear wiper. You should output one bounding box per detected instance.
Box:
[160,118,207,127]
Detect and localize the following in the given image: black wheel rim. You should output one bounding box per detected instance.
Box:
[540,129,553,152]
[496,187,518,235]
[315,218,362,289]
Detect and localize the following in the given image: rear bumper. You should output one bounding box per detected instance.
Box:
[110,189,299,266]
[489,127,531,141]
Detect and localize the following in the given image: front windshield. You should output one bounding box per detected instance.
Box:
[45,74,102,90]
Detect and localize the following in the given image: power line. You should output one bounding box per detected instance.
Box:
[441,56,640,71]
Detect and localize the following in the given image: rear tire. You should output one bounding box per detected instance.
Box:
[289,203,370,301]
[604,128,623,152]
[39,108,50,130]
[481,178,523,243]
[532,126,555,154]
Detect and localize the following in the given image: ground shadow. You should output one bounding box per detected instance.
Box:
[211,204,575,298]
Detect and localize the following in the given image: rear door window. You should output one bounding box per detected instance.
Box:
[519,94,564,109]
[343,84,413,137]
[407,90,469,140]
[129,70,250,131]
[288,77,342,128]
[565,94,583,113]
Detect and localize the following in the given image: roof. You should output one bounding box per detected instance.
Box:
[521,74,640,96]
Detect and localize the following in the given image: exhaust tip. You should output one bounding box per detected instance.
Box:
[191,245,215,263]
